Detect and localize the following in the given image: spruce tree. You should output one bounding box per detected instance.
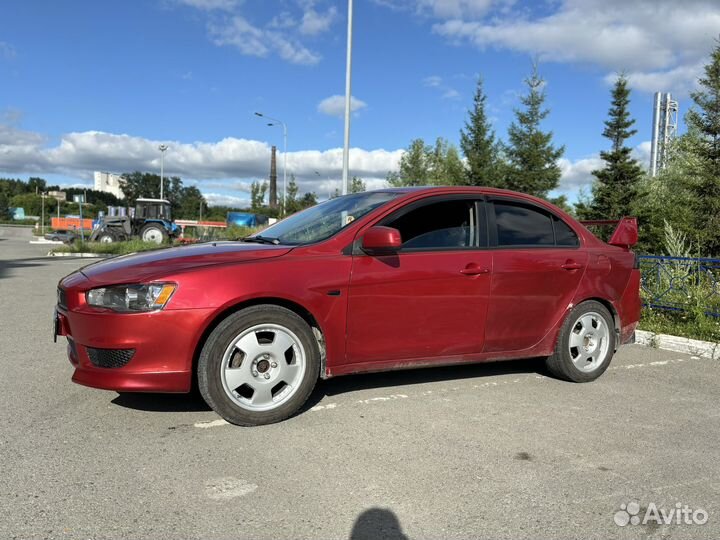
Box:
[428,138,465,185]
[581,75,644,220]
[350,176,366,193]
[284,174,300,214]
[505,66,564,198]
[685,39,720,254]
[460,78,502,186]
[387,138,430,186]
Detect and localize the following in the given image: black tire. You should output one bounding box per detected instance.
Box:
[545,300,616,383]
[198,305,320,426]
[97,230,117,243]
[140,224,169,244]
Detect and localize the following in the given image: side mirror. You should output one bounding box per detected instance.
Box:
[361,226,402,253]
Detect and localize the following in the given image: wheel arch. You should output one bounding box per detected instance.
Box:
[572,296,621,350]
[190,297,327,390]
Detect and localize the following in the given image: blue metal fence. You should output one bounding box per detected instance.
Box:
[638,255,720,316]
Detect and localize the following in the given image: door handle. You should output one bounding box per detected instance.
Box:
[561,261,583,270]
[461,264,490,276]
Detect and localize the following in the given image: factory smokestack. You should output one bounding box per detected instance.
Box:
[269,145,278,208]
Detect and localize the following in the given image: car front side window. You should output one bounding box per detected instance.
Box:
[383,198,480,251]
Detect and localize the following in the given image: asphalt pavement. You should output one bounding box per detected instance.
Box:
[0,237,718,540]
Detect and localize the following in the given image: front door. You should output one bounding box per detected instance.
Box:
[346,197,492,365]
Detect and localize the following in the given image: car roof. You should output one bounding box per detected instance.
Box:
[372,186,528,196]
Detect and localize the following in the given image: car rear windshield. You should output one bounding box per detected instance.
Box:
[255,191,401,245]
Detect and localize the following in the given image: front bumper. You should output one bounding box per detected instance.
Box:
[57,304,214,393]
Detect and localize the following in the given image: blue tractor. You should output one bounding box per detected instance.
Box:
[90,198,180,244]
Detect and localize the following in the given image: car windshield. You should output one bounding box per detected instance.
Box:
[252,191,400,245]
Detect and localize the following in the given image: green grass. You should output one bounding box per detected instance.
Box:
[0,220,36,226]
[52,239,172,256]
[51,225,263,256]
[639,307,720,343]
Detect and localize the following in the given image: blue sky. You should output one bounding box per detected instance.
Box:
[1,0,718,205]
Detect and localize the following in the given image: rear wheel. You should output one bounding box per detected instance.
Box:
[198,305,320,426]
[545,301,615,382]
[140,224,168,244]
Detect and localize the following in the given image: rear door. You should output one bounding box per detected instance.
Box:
[346,195,492,364]
[484,198,588,353]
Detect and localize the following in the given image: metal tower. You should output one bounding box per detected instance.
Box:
[650,92,679,177]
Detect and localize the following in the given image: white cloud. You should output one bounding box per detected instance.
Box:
[204,192,250,207]
[209,16,322,65]
[632,140,652,165]
[418,0,494,19]
[299,6,338,35]
[423,75,461,100]
[268,12,297,29]
[556,155,604,193]
[372,0,496,19]
[0,41,16,60]
[317,95,368,118]
[176,0,238,11]
[425,0,720,95]
[0,124,44,147]
[554,140,651,199]
[181,1,338,65]
[614,61,706,96]
[0,125,403,204]
[423,75,443,87]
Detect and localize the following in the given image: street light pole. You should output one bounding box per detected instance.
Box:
[158,144,168,200]
[254,112,287,215]
[315,170,333,200]
[341,0,354,196]
[41,192,45,236]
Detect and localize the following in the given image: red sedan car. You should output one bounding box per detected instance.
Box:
[55,187,641,426]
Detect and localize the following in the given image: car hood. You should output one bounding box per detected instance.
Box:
[80,241,292,285]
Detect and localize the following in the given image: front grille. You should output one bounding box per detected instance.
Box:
[86,347,135,368]
[57,288,67,309]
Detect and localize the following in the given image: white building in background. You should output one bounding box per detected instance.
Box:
[94,171,125,199]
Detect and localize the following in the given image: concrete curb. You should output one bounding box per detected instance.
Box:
[636,329,720,360]
[30,239,63,245]
[46,251,108,258]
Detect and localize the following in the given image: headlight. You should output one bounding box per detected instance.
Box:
[86,283,176,312]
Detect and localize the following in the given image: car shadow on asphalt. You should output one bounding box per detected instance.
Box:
[0,256,61,280]
[111,390,212,412]
[301,357,547,412]
[109,357,547,414]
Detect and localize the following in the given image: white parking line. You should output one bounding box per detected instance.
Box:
[192,355,704,428]
[205,477,257,500]
[194,419,229,429]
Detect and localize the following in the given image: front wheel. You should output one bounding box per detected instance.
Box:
[198,305,320,426]
[97,231,117,243]
[545,301,616,382]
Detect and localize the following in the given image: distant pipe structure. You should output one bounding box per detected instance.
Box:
[650,92,678,177]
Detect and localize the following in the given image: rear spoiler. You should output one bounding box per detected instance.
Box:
[579,217,638,249]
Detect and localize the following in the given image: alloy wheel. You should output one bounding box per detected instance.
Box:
[220,323,307,412]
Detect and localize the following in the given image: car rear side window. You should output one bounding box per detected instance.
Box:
[494,201,554,247]
[554,216,579,247]
[384,199,479,250]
